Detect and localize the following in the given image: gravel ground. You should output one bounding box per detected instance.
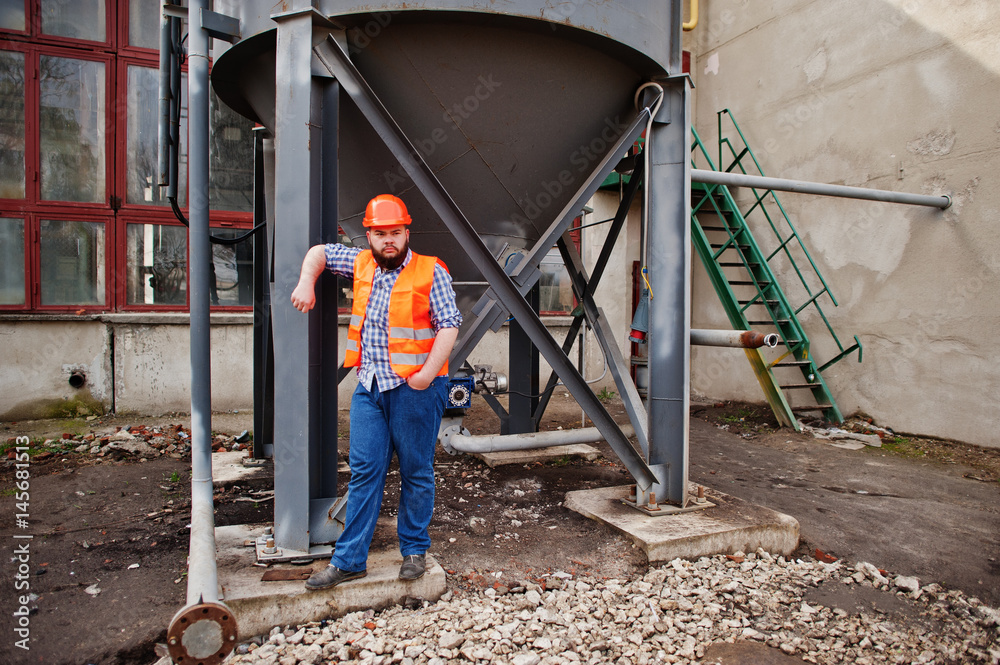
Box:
[220,550,999,665]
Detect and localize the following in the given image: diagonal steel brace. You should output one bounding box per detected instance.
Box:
[533,156,645,425]
[312,35,656,490]
[556,234,649,457]
[450,109,650,370]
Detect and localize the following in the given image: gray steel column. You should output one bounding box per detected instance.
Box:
[253,128,274,460]
[318,78,340,500]
[271,7,325,553]
[185,0,217,607]
[507,286,539,435]
[645,74,692,507]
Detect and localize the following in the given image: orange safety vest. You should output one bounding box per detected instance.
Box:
[344,250,449,379]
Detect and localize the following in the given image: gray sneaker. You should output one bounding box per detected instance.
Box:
[398,554,426,580]
[305,565,367,590]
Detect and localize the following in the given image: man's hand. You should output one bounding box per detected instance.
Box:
[290,245,328,313]
[290,283,316,312]
[406,371,433,391]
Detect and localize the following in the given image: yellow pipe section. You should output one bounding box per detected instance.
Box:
[683,0,699,31]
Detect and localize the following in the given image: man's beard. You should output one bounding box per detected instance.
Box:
[372,239,408,271]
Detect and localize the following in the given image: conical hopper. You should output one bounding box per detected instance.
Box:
[212,9,673,309]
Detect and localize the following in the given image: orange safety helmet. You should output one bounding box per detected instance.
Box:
[363,194,412,228]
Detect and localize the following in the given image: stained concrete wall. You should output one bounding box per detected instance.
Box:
[685,0,1000,446]
[0,320,113,419]
[0,315,256,419]
[110,315,254,414]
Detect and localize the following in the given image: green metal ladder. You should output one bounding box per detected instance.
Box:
[690,110,862,428]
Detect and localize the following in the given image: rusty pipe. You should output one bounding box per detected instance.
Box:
[691,329,779,349]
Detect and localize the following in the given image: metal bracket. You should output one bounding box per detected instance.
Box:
[253,525,335,564]
[200,9,240,43]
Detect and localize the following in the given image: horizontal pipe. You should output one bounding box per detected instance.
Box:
[691,168,951,209]
[446,424,635,455]
[691,328,779,349]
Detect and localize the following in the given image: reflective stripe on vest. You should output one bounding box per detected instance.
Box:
[344,250,449,379]
[390,352,430,366]
[389,326,436,341]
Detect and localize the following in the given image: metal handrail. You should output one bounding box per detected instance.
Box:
[714,109,861,364]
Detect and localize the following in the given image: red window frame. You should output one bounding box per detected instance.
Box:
[31,209,117,312]
[1,0,255,314]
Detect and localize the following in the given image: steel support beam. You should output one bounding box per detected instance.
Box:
[534,157,645,425]
[449,109,650,372]
[507,286,540,434]
[271,10,341,553]
[645,75,692,506]
[252,128,275,460]
[556,233,650,456]
[313,35,656,490]
[692,169,951,209]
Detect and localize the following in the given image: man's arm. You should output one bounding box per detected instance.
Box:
[405,327,459,391]
[290,245,328,313]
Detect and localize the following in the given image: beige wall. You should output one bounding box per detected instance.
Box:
[685,0,1000,446]
[0,315,256,419]
[0,320,112,419]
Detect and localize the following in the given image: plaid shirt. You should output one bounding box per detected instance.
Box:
[325,244,462,391]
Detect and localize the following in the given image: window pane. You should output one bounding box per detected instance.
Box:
[539,248,574,313]
[40,56,106,203]
[0,217,25,305]
[41,0,105,41]
[209,90,254,212]
[128,0,161,49]
[208,229,252,306]
[126,65,187,207]
[126,223,187,305]
[40,220,105,306]
[0,0,25,32]
[0,50,24,198]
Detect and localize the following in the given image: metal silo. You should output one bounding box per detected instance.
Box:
[208,0,691,560]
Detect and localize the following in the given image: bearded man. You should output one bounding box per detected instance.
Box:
[290,194,462,589]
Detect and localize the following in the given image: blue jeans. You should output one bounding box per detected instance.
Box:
[330,376,448,572]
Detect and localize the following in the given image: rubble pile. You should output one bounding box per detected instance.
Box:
[228,552,999,665]
[4,423,250,462]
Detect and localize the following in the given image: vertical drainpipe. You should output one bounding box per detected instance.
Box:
[185,0,216,610]
[164,4,237,661]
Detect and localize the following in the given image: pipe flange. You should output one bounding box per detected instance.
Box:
[167,602,238,665]
[439,423,470,455]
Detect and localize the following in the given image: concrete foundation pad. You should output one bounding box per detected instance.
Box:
[473,443,601,467]
[564,485,799,563]
[212,450,271,487]
[215,525,446,639]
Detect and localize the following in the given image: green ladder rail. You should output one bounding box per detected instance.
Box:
[690,119,861,428]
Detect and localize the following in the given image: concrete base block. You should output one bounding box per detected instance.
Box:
[564,485,799,563]
[212,450,271,487]
[215,525,446,639]
[473,443,601,468]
